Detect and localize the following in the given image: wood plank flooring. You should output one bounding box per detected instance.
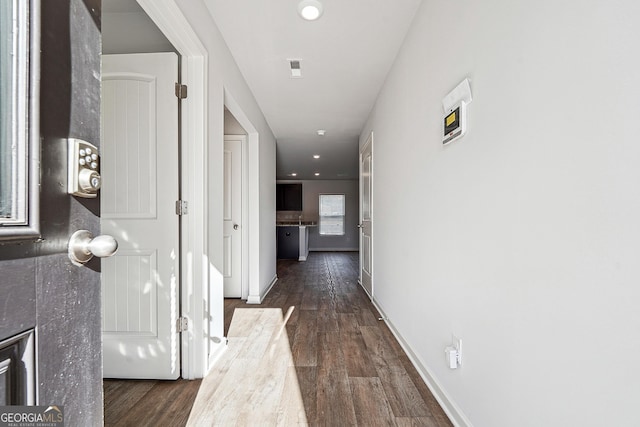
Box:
[188,308,305,425]
[218,252,452,427]
[105,252,452,426]
[103,378,201,426]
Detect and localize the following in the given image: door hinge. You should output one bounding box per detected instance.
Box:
[175,83,188,99]
[177,316,189,332]
[176,200,188,215]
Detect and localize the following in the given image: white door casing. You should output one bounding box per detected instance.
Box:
[101,53,180,379]
[360,133,373,297]
[223,136,244,298]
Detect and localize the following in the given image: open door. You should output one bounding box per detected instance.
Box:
[359,133,373,296]
[0,0,103,423]
[100,53,181,379]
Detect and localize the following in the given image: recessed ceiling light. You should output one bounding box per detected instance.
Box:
[290,173,297,177]
[298,0,323,21]
[316,130,326,136]
[314,172,320,176]
[313,155,320,159]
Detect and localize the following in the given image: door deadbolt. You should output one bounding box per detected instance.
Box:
[79,169,101,192]
[68,138,102,198]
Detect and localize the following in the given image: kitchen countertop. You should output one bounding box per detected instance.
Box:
[276,221,317,227]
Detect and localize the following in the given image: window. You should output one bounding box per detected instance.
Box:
[0,0,39,240]
[319,194,345,236]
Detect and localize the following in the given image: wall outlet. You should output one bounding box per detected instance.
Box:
[445,335,463,369]
[452,334,462,366]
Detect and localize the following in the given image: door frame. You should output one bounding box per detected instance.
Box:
[138,0,209,379]
[359,132,374,298]
[224,90,261,304]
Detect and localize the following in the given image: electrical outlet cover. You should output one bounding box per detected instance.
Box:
[452,335,462,366]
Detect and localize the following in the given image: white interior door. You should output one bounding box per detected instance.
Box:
[100,53,180,379]
[223,136,243,298]
[360,133,373,296]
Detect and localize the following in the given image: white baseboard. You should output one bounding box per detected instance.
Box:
[246,295,261,304]
[369,295,472,427]
[247,275,278,304]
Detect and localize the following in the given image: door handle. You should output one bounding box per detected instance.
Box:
[68,230,118,266]
[233,224,239,230]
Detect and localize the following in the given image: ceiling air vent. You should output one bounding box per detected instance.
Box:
[289,60,302,78]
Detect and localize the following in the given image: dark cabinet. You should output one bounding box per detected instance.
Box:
[277,226,299,259]
[276,183,303,211]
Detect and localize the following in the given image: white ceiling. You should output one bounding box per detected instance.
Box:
[205,0,422,180]
[102,0,422,180]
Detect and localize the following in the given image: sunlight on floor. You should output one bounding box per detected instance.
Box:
[187,307,308,426]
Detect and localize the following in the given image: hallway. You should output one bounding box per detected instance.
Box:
[104,252,452,426]
[224,252,452,426]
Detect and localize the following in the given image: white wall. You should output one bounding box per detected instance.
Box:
[175,0,277,350]
[224,109,247,135]
[102,12,175,54]
[361,0,640,426]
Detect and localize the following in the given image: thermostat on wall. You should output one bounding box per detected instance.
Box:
[443,101,467,145]
[442,78,472,146]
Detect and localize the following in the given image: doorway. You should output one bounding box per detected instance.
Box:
[101,3,181,379]
[101,0,210,379]
[359,132,373,297]
[223,92,262,306]
[223,136,248,299]
[223,107,249,299]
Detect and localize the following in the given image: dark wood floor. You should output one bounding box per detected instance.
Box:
[226,252,452,427]
[103,378,201,426]
[104,252,452,426]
